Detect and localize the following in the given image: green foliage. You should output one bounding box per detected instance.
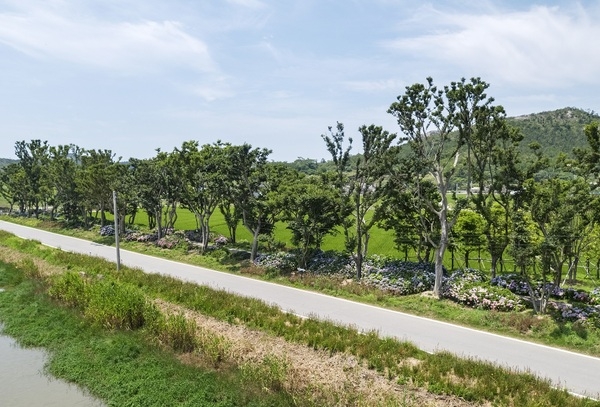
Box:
[0,265,293,406]
[49,271,151,330]
[149,311,198,353]
[509,107,600,160]
[84,279,149,330]
[240,355,289,393]
[48,271,89,307]
[2,242,600,405]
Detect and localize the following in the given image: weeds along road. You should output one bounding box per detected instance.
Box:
[1,220,599,399]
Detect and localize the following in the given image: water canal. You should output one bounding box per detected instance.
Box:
[0,321,105,407]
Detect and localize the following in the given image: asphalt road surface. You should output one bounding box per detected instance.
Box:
[1,220,599,398]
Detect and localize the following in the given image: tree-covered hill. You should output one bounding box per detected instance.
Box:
[508,107,599,159]
[0,158,17,168]
[278,107,600,175]
[2,107,598,170]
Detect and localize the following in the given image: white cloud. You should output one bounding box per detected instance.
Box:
[385,4,600,88]
[0,2,216,74]
[343,79,407,92]
[225,0,266,10]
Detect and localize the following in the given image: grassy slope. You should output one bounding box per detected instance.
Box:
[0,241,595,406]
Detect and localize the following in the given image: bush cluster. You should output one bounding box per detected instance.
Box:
[255,251,438,294]
[116,228,228,251]
[49,271,152,330]
[99,225,115,236]
[441,269,524,312]
[360,256,437,295]
[491,274,600,322]
[306,250,353,275]
[254,252,298,273]
[125,232,158,242]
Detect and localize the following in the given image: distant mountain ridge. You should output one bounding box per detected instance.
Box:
[507,107,600,159]
[1,108,599,167]
[0,158,17,168]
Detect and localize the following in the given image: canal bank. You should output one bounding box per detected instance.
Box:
[0,329,105,407]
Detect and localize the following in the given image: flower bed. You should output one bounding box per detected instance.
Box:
[442,269,524,312]
[491,273,600,322]
[360,257,437,295]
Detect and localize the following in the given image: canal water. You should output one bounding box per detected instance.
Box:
[0,322,105,406]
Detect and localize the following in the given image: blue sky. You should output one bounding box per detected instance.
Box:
[1,0,599,162]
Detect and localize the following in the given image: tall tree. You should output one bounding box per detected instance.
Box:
[573,122,600,184]
[224,144,275,261]
[14,140,50,217]
[469,114,525,277]
[527,176,599,286]
[175,141,228,253]
[388,78,464,296]
[376,171,440,262]
[0,163,27,214]
[280,174,343,268]
[76,149,119,227]
[452,209,486,269]
[349,125,397,279]
[129,152,173,239]
[217,142,242,244]
[47,144,82,222]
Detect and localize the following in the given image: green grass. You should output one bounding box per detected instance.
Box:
[0,262,295,406]
[115,207,399,256]
[0,240,597,406]
[2,217,600,357]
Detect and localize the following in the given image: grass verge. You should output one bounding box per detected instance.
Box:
[1,217,600,358]
[0,235,597,406]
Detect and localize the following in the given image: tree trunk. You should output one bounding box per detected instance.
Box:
[356,212,363,280]
[250,227,260,262]
[433,211,449,296]
[155,208,163,240]
[490,253,500,279]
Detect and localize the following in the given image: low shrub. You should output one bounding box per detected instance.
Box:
[124,232,158,242]
[49,271,152,330]
[150,312,198,353]
[254,252,298,273]
[85,279,151,330]
[48,271,89,307]
[490,273,530,295]
[240,355,289,393]
[196,327,232,367]
[307,250,352,275]
[361,258,437,295]
[547,302,600,324]
[442,269,524,312]
[99,225,115,236]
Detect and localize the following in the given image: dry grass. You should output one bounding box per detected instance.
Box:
[156,299,481,407]
[0,244,478,406]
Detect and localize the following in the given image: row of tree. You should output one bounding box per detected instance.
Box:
[2,77,600,297]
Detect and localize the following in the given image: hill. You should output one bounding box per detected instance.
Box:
[2,108,598,173]
[508,107,600,159]
[0,158,17,168]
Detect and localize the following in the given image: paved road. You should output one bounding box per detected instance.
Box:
[1,220,599,398]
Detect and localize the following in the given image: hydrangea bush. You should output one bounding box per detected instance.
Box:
[441,268,524,312]
[490,273,600,322]
[548,302,600,323]
[255,251,438,294]
[360,256,437,295]
[99,225,115,236]
[254,252,298,273]
[306,250,353,275]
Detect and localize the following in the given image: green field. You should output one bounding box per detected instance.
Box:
[121,206,398,256]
